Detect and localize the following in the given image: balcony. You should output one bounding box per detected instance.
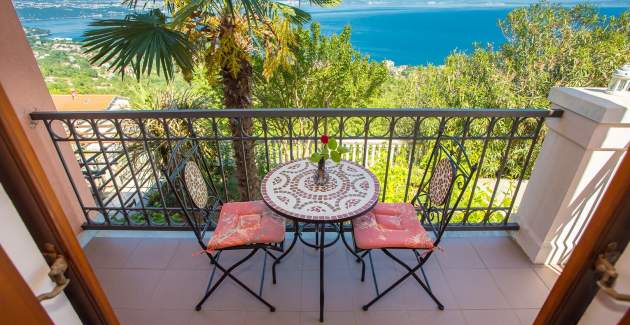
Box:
[32,107,566,324]
[22,88,630,324]
[30,108,559,231]
[1,0,628,322]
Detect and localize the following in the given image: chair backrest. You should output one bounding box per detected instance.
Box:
[161,140,222,247]
[410,136,477,246]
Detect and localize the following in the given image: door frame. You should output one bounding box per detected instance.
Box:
[0,84,118,324]
[536,152,630,324]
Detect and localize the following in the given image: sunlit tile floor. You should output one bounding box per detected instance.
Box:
[84,232,559,325]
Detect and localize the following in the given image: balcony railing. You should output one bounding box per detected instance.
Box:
[30,108,561,231]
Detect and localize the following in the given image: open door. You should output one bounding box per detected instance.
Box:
[0,244,54,325]
[536,152,630,324]
[0,79,118,325]
[0,80,118,325]
[0,2,118,324]
[0,182,80,324]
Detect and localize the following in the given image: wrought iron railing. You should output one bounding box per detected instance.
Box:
[31,108,561,231]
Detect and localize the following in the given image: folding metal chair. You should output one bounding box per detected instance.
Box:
[161,142,286,312]
[349,136,477,311]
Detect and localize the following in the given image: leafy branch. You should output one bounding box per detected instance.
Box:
[309,135,349,163]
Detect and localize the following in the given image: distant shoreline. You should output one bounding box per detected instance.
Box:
[16,3,630,21]
[17,4,628,66]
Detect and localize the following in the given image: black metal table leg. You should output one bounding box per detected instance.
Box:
[319,224,325,322]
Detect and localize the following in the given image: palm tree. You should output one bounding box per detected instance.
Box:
[83,0,340,201]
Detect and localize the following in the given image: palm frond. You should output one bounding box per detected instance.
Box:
[121,0,161,9]
[238,0,268,21]
[82,9,194,81]
[268,2,311,25]
[308,0,342,8]
[171,0,218,26]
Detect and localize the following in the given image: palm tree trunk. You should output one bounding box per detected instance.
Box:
[222,58,260,201]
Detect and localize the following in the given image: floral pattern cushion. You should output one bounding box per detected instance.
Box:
[352,203,434,250]
[207,201,286,250]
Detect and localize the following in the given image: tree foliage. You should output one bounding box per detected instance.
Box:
[374,3,630,109]
[254,23,389,108]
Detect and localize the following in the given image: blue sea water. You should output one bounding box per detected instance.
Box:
[312,7,517,65]
[15,3,628,65]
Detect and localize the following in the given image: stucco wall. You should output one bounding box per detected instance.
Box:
[0,2,94,234]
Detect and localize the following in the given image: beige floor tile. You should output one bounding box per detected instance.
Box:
[189,310,246,325]
[244,311,300,325]
[85,237,141,268]
[125,238,179,269]
[469,237,532,268]
[400,266,459,310]
[301,311,356,325]
[354,266,407,310]
[150,269,211,309]
[115,308,192,325]
[95,268,163,309]
[489,268,549,308]
[271,234,305,270]
[356,249,398,270]
[261,267,303,311]
[443,268,510,309]
[514,309,540,325]
[302,268,358,311]
[84,235,550,324]
[462,309,521,325]
[167,239,212,270]
[200,269,269,312]
[407,310,467,325]
[302,239,351,271]
[436,238,486,269]
[355,310,412,325]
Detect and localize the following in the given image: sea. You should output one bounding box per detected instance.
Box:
[13,1,628,66]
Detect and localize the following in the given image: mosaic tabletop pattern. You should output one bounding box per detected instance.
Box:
[261,159,380,222]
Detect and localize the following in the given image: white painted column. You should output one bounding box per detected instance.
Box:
[513,87,630,265]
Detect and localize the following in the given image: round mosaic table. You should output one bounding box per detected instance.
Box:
[261,158,380,322]
[261,159,380,223]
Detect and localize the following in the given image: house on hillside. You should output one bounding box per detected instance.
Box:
[51,93,131,111]
[51,93,136,204]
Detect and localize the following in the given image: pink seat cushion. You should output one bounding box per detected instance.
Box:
[352,203,434,250]
[207,201,286,250]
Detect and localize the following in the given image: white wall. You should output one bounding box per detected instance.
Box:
[514,88,630,265]
[0,183,81,324]
[1,0,94,234]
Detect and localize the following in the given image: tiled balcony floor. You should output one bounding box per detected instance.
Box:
[83,232,559,325]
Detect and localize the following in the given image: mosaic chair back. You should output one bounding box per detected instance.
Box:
[161,141,223,247]
[410,136,478,245]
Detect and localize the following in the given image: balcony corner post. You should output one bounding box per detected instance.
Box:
[513,87,630,265]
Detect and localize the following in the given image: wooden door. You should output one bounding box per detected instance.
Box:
[0,245,53,325]
[0,81,118,325]
[536,152,630,324]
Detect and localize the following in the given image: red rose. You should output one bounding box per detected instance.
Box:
[320,135,329,144]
